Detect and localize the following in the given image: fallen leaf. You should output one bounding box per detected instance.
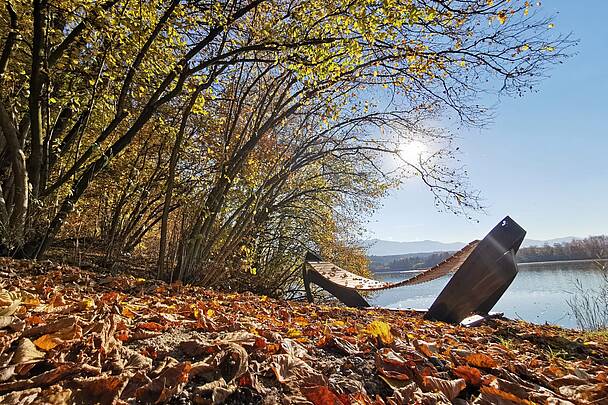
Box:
[317,335,359,355]
[301,385,347,405]
[23,316,77,338]
[270,353,324,386]
[363,320,394,345]
[33,323,82,351]
[423,376,466,401]
[453,365,482,385]
[413,339,438,358]
[37,384,73,404]
[375,349,413,381]
[558,383,608,403]
[135,362,191,403]
[73,375,129,405]
[0,317,14,329]
[137,322,166,332]
[478,386,535,405]
[12,339,44,364]
[0,387,41,403]
[466,353,498,369]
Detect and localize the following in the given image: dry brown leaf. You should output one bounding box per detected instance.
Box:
[280,338,312,359]
[213,343,248,383]
[11,339,44,365]
[0,366,16,383]
[31,384,72,404]
[0,290,40,316]
[0,363,80,393]
[22,317,77,338]
[135,362,191,404]
[191,378,237,404]
[72,375,129,405]
[0,387,41,404]
[550,374,589,388]
[269,353,324,386]
[0,317,14,330]
[0,296,20,317]
[413,339,439,358]
[477,386,535,405]
[558,383,608,403]
[317,335,359,355]
[375,349,413,381]
[33,323,82,351]
[178,340,211,358]
[122,348,153,372]
[388,381,418,405]
[137,322,166,332]
[423,376,466,401]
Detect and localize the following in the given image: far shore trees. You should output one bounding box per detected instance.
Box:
[1,0,572,292]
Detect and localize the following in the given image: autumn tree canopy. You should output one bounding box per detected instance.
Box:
[0,0,571,292]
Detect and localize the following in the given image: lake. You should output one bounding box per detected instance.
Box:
[370,260,607,329]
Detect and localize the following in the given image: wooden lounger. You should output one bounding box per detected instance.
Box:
[303,216,526,324]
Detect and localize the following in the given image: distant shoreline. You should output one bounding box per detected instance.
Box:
[373,258,607,274]
[518,258,608,266]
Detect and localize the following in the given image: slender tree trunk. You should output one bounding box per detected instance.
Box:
[158,87,202,279]
[27,0,47,198]
[0,2,17,81]
[0,103,28,247]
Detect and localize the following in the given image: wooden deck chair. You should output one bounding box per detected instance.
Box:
[303,216,526,324]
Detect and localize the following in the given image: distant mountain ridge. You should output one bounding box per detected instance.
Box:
[365,236,578,257]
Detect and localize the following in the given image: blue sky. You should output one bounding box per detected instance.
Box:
[367,0,608,243]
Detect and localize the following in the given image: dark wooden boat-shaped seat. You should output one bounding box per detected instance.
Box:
[303,216,526,324]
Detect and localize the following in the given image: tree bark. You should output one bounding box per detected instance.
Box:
[27,0,47,198]
[158,86,203,279]
[0,103,28,246]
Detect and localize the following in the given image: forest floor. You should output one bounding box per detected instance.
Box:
[0,258,606,405]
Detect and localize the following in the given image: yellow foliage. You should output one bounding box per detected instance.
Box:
[363,320,394,345]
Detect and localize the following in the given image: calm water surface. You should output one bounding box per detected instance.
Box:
[370,260,606,329]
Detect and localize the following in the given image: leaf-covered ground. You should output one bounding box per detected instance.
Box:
[0,258,606,404]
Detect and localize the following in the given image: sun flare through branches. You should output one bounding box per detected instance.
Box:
[398,140,429,164]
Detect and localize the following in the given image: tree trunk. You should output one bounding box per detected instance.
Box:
[0,103,28,248]
[27,0,46,198]
[158,87,202,279]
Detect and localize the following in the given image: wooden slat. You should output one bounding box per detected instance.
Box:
[386,240,480,288]
[306,240,480,291]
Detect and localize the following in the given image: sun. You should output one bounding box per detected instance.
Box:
[398,140,428,164]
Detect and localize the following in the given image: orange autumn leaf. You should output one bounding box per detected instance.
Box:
[301,385,347,405]
[137,322,165,332]
[101,292,119,303]
[33,324,82,351]
[33,334,59,351]
[122,306,138,319]
[115,330,129,342]
[466,353,498,369]
[453,365,482,385]
[479,386,535,405]
[25,315,44,325]
[49,293,66,307]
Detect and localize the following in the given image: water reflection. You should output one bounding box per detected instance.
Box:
[369,260,606,329]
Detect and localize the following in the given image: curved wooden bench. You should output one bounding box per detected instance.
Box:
[303,216,526,324]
